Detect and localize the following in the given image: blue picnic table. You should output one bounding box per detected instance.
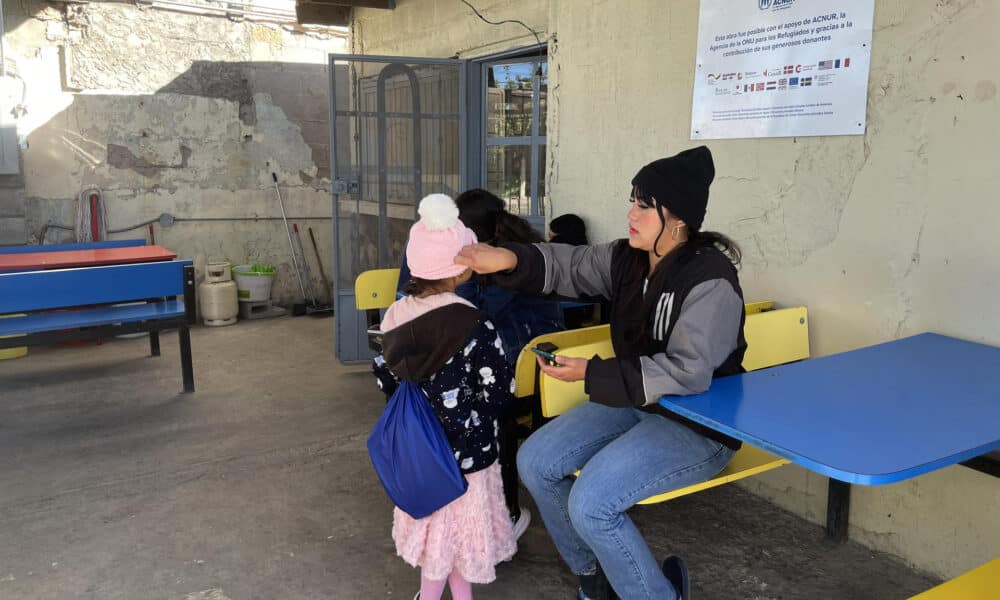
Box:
[658,332,1000,539]
[0,240,196,392]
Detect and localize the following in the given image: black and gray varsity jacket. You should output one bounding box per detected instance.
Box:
[494,239,747,450]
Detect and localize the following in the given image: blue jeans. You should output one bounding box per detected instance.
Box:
[517,402,735,600]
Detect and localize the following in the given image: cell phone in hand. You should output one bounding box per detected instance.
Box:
[531,343,559,366]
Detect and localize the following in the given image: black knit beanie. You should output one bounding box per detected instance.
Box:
[631,146,715,231]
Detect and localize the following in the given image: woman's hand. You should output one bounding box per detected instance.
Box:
[537,355,589,382]
[454,243,518,274]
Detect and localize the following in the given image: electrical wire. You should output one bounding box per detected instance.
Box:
[37,222,74,245]
[458,0,541,47]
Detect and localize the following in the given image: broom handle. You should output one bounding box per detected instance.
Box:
[293,224,318,306]
[273,173,307,299]
[308,227,332,304]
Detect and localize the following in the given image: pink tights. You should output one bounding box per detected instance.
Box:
[419,570,472,600]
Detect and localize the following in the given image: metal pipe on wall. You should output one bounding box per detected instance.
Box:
[39,215,332,242]
[0,0,6,78]
[199,0,300,18]
[137,0,298,23]
[107,214,332,234]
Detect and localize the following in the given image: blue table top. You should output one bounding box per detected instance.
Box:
[658,333,1000,485]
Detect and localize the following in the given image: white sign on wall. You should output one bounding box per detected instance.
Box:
[691,0,875,140]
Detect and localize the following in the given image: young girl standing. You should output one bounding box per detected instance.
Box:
[372,194,516,600]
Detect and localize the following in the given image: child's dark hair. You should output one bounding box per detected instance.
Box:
[403,276,450,297]
[455,188,542,245]
[549,213,588,246]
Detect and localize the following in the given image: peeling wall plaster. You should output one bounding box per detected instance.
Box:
[0,1,347,302]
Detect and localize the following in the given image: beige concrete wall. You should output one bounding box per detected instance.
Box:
[353,0,550,59]
[551,0,1000,579]
[1,0,347,304]
[355,0,999,579]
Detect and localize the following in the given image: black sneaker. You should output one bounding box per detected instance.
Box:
[576,564,618,600]
[661,555,690,600]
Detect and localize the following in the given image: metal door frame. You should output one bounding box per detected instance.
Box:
[329,54,467,364]
[480,55,546,217]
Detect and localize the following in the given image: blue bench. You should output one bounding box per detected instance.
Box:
[0,260,197,392]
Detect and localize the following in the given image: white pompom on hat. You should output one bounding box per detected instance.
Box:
[406,194,478,280]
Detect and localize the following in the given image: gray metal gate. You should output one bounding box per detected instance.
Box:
[329,55,466,364]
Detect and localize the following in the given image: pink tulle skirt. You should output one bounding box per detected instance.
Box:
[392,462,516,583]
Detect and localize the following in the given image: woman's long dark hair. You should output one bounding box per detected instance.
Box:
[632,183,741,267]
[454,188,542,245]
[689,229,742,265]
[625,228,742,285]
[623,227,742,348]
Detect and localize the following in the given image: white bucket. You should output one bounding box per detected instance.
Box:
[232,264,276,302]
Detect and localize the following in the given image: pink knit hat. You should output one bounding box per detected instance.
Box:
[406,194,478,280]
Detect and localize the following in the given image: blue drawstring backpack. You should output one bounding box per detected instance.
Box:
[367,380,468,519]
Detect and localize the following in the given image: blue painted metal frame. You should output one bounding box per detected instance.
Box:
[0,317,184,350]
[658,333,1000,485]
[0,260,192,314]
[0,239,145,254]
[0,260,196,393]
[0,301,185,336]
[329,53,467,365]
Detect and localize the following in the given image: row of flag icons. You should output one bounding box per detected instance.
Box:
[712,58,850,82]
[740,77,813,92]
[819,58,850,69]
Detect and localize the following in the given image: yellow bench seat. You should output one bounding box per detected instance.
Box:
[909,557,1000,600]
[525,304,809,507]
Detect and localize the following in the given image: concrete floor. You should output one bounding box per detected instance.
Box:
[0,318,939,599]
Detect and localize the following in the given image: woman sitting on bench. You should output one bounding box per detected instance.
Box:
[455,146,745,600]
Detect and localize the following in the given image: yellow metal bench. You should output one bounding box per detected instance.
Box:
[355,268,400,311]
[514,323,613,412]
[511,301,792,415]
[908,557,1000,600]
[519,304,809,504]
[354,268,400,351]
[744,300,775,315]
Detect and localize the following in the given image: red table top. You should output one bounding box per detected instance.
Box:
[0,246,177,272]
